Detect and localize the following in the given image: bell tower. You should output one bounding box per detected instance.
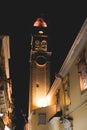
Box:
[29,18,52,115]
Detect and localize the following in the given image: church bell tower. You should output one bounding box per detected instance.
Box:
[29,17,52,115]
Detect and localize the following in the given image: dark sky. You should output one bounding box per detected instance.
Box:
[0,1,87,130]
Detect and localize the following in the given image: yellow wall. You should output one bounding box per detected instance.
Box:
[70,102,87,130]
[30,105,57,130]
[60,42,87,130]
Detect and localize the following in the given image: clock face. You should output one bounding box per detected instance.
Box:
[35,40,40,46]
[36,56,46,65]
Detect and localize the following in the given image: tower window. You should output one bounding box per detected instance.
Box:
[38,31,43,34]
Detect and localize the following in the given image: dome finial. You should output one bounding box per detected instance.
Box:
[33,17,47,27]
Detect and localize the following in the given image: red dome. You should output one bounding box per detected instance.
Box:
[33,18,47,27]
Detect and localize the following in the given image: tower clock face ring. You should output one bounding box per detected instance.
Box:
[36,56,46,65]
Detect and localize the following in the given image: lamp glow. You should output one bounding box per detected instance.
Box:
[37,98,47,107]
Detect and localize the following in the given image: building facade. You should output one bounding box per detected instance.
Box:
[28,18,87,130]
[0,36,13,130]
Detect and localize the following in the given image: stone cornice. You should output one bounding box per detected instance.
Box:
[59,18,87,78]
[47,76,62,97]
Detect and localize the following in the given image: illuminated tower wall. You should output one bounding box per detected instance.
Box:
[29,18,52,115]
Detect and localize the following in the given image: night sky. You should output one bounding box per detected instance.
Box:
[0,1,86,130]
